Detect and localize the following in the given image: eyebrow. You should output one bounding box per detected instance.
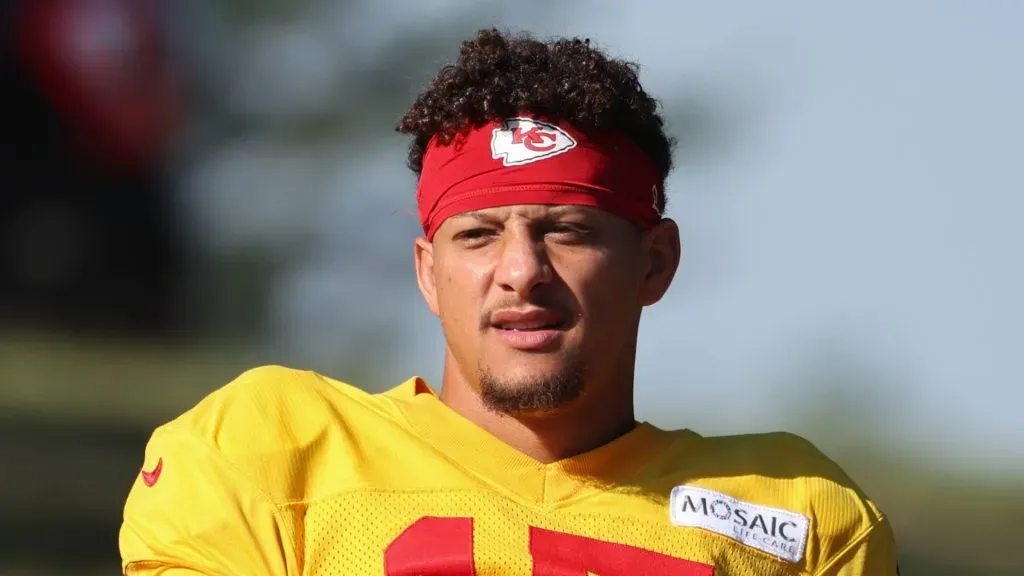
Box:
[545,206,589,218]
[449,211,503,224]
[450,206,590,223]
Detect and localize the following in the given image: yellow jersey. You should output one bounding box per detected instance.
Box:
[120,365,898,575]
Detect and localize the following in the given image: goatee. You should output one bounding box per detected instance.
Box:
[477,362,585,416]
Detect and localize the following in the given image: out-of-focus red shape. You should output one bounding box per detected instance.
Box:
[16,0,183,175]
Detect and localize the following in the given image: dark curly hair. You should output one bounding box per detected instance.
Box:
[396,28,675,213]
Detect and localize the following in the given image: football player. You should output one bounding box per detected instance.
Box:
[120,29,898,575]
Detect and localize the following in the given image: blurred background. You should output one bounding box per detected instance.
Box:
[0,0,1021,574]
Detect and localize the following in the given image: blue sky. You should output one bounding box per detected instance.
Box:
[392,0,1024,470]
[191,0,1023,472]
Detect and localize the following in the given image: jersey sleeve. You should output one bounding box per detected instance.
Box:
[815,516,899,576]
[119,427,298,576]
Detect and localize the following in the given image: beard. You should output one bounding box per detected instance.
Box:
[477,355,586,416]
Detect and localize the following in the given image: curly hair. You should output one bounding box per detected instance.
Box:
[396,28,675,212]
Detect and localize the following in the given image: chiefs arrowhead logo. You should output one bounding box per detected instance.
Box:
[651,184,662,215]
[141,457,163,487]
[490,118,576,166]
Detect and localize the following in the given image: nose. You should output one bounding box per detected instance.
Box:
[492,228,553,297]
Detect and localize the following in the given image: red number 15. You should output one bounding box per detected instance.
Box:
[385,517,714,575]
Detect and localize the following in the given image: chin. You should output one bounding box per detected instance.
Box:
[477,357,585,415]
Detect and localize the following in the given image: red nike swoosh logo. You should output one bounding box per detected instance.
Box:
[141,457,163,487]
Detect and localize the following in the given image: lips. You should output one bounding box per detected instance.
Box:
[490,308,570,331]
[489,308,571,351]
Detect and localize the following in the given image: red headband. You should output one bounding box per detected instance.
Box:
[416,116,663,240]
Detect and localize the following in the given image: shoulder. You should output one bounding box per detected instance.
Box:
[164,364,363,430]
[686,430,862,481]
[121,365,350,573]
[161,364,370,448]
[671,430,878,507]
[657,429,890,570]
[151,365,401,502]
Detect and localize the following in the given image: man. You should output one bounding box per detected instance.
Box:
[120,29,898,575]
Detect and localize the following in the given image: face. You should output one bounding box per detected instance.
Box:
[415,205,680,416]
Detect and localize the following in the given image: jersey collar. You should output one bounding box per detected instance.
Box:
[385,377,671,507]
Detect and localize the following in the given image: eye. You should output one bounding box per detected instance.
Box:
[453,227,497,245]
[549,222,593,239]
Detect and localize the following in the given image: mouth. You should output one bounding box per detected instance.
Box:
[488,308,573,351]
[489,309,571,332]
[493,319,569,332]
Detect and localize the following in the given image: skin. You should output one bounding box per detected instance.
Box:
[415,204,681,464]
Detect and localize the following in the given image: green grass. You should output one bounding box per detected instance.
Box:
[0,330,256,425]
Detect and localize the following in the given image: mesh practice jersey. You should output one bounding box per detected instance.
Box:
[120,365,898,575]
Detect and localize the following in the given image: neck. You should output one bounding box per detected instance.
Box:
[438,354,637,464]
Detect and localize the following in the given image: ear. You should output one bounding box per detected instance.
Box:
[414,236,440,317]
[639,218,682,307]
